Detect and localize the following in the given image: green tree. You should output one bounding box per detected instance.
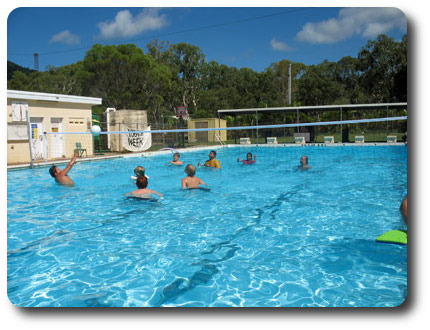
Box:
[335,56,366,104]
[167,42,206,113]
[7,70,35,90]
[78,44,173,126]
[268,60,306,106]
[358,34,407,102]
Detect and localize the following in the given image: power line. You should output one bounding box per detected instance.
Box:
[9,8,309,57]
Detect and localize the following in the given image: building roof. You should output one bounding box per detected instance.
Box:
[217,103,407,115]
[7,90,102,105]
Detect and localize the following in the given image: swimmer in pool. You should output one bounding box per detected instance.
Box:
[48,152,78,186]
[298,156,311,170]
[237,152,256,164]
[198,150,221,168]
[182,164,208,189]
[131,166,149,180]
[127,175,163,198]
[170,152,183,166]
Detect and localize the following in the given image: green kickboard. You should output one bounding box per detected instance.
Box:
[376,230,407,245]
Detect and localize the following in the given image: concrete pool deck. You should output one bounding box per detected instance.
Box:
[7,142,406,170]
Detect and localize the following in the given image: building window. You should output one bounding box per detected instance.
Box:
[69,117,84,125]
[11,102,28,122]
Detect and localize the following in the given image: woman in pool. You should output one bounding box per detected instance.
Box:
[237,152,256,165]
[127,175,163,198]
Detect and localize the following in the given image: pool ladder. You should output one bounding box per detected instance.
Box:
[215,133,226,147]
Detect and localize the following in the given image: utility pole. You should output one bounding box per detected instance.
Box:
[288,63,292,105]
[33,53,39,71]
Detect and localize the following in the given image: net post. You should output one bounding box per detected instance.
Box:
[234,115,238,144]
[119,122,122,152]
[218,112,221,145]
[43,132,49,164]
[255,110,259,145]
[162,114,165,146]
[340,107,343,142]
[386,105,389,136]
[25,107,34,169]
[283,113,286,139]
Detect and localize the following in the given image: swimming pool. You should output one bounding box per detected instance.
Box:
[7,145,407,307]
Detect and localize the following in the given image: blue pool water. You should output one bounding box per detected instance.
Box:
[7,145,407,307]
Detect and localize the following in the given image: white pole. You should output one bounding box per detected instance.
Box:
[25,107,34,168]
[255,111,258,145]
[105,108,116,150]
[43,133,49,164]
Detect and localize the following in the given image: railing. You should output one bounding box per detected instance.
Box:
[214,133,226,146]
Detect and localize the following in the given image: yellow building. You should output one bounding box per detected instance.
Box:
[187,118,227,143]
[7,90,102,165]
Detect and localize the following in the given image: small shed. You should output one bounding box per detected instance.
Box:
[187,118,227,143]
[7,90,102,165]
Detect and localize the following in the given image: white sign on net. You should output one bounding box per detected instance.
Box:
[122,126,152,152]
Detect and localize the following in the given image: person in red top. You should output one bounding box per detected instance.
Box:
[237,152,256,165]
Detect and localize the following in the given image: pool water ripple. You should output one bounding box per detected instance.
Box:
[8,146,407,307]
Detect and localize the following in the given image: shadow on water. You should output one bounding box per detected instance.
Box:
[7,230,74,258]
[8,198,161,259]
[149,184,305,306]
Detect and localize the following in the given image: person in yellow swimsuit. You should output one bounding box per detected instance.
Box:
[198,150,221,168]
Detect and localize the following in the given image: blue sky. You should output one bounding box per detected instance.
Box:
[7,7,407,72]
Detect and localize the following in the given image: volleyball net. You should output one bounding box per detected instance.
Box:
[34,115,407,164]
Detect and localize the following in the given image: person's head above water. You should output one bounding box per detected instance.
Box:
[300,156,309,166]
[173,153,180,160]
[209,150,216,159]
[136,175,148,189]
[134,166,145,176]
[49,166,60,177]
[185,164,196,177]
[246,153,253,161]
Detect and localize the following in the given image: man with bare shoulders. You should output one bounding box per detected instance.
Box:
[298,156,311,170]
[49,152,78,186]
[182,164,207,189]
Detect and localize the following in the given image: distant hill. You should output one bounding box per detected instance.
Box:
[7,61,35,80]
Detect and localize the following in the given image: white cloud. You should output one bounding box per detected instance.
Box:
[97,8,168,40]
[49,30,80,45]
[296,7,407,44]
[270,38,295,52]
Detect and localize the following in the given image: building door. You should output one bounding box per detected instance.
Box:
[50,118,65,158]
[195,121,208,142]
[29,117,46,160]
